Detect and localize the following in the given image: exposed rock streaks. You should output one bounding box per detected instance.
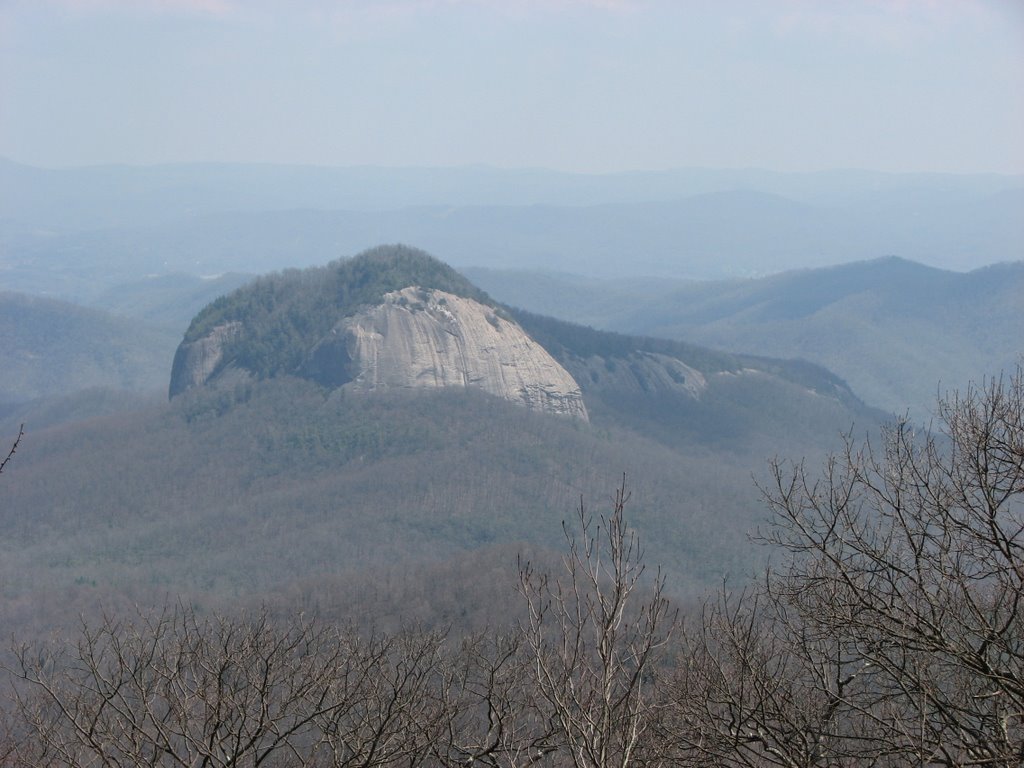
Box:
[340,288,588,419]
[168,321,242,398]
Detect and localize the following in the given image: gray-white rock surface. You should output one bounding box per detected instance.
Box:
[168,321,242,397]
[339,288,588,419]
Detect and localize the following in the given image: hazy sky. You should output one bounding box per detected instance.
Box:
[1,0,1022,173]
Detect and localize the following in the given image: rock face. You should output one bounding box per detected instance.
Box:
[336,288,587,419]
[566,351,707,399]
[168,321,243,398]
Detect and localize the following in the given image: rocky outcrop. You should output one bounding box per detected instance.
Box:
[169,287,588,420]
[566,351,707,399]
[168,321,242,397]
[336,288,587,419]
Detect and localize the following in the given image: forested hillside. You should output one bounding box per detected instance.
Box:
[0,292,178,403]
[87,271,254,332]
[0,381,764,636]
[173,245,496,388]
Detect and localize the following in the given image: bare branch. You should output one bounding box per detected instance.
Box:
[518,476,678,768]
[0,424,23,476]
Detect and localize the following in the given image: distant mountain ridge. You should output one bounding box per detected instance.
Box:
[3,157,1020,227]
[2,160,1019,303]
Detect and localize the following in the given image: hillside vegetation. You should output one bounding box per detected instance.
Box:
[3,369,1019,767]
[88,272,254,333]
[0,380,782,638]
[0,292,179,403]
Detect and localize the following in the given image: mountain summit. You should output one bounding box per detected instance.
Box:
[169,246,588,418]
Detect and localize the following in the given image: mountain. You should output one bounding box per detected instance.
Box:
[167,246,588,418]
[169,246,870,433]
[0,292,179,404]
[3,158,1020,232]
[0,246,883,642]
[469,257,1024,421]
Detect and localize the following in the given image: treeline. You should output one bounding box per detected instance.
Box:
[3,370,1022,766]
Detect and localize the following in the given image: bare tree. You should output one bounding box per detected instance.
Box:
[668,581,900,767]
[518,477,677,768]
[432,631,556,768]
[670,368,1024,766]
[0,425,22,477]
[2,478,677,768]
[307,627,447,768]
[6,606,447,767]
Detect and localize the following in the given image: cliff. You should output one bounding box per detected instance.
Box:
[168,321,243,399]
[328,287,586,418]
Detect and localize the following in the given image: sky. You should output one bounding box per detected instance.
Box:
[1,0,1022,174]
